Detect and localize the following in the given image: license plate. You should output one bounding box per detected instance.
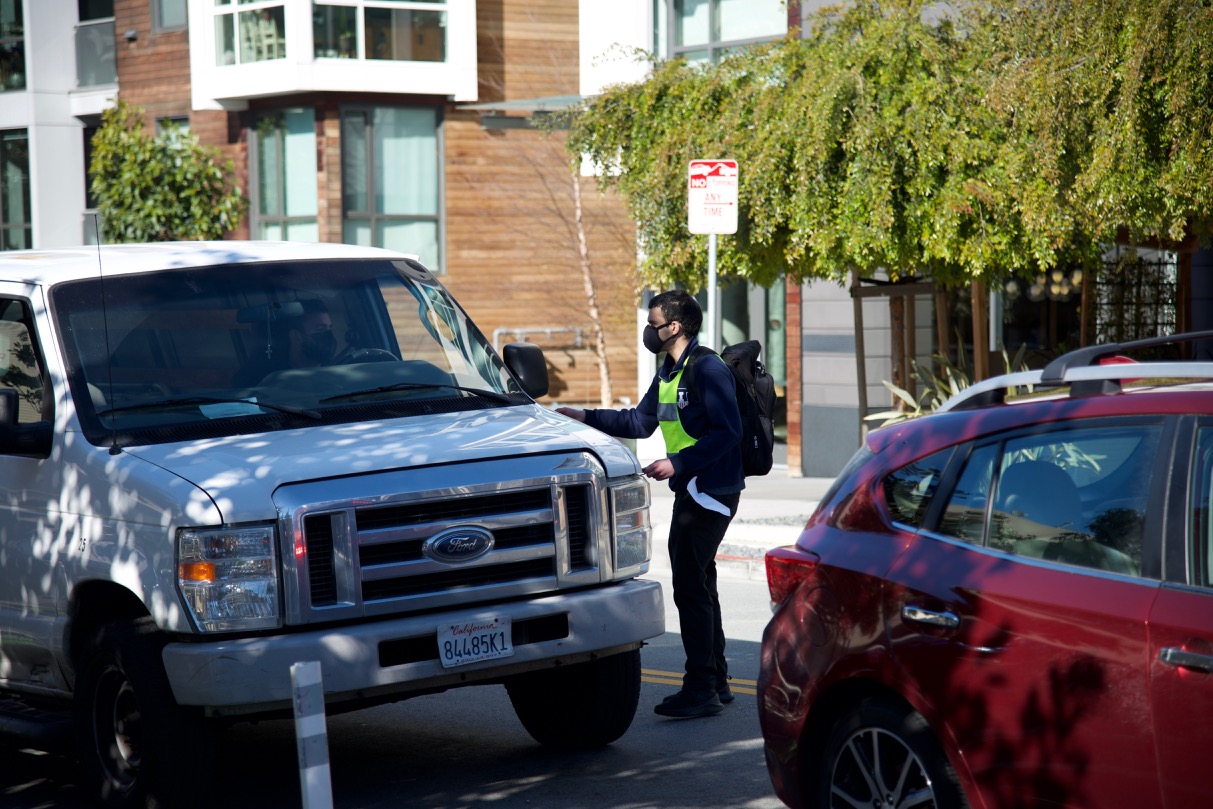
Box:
[437,617,513,668]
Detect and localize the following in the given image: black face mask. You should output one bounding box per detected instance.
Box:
[643,324,668,355]
[301,331,337,363]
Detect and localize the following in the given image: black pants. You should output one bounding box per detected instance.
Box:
[668,488,741,694]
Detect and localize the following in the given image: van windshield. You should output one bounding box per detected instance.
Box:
[51,257,530,446]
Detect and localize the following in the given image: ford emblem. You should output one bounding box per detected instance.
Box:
[423,526,495,563]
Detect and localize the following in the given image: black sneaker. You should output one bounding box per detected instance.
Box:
[654,689,723,718]
[661,680,735,705]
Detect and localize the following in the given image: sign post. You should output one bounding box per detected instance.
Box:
[688,159,738,350]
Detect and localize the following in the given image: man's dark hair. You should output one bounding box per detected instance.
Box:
[649,290,702,337]
[285,299,329,334]
[300,299,329,316]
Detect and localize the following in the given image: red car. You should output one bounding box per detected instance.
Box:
[759,333,1213,809]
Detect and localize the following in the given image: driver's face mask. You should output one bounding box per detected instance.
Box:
[301,330,337,363]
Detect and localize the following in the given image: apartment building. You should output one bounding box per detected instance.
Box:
[3,0,642,410]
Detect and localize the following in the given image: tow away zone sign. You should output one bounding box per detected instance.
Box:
[688,159,738,235]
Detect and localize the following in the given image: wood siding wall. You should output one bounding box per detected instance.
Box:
[443,116,640,407]
[444,0,640,407]
[112,0,191,122]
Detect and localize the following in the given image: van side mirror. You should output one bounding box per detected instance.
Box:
[0,388,51,457]
[502,343,549,399]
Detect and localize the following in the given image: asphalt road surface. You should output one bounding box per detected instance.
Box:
[0,566,785,809]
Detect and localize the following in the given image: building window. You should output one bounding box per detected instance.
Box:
[252,109,319,242]
[314,4,357,58]
[0,130,30,250]
[156,115,190,135]
[152,0,187,33]
[1094,246,1178,345]
[215,0,285,65]
[654,0,785,63]
[0,0,22,91]
[77,0,116,87]
[341,106,441,269]
[314,2,447,62]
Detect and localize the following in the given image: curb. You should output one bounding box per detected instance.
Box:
[643,470,831,582]
[646,516,813,582]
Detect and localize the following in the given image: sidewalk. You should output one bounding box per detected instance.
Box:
[646,466,836,581]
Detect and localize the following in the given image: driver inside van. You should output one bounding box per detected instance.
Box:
[235,299,338,387]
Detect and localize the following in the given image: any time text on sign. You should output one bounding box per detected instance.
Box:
[688,159,738,235]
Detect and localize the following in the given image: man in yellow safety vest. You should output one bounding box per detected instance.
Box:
[557,290,743,718]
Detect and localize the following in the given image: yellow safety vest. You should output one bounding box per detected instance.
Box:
[657,366,697,454]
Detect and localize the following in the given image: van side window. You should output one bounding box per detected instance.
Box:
[0,298,46,424]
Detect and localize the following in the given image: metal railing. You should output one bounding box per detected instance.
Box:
[76,19,116,88]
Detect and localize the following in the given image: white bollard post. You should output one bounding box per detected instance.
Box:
[291,661,334,809]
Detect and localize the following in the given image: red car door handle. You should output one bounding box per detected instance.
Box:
[902,605,960,630]
[1159,647,1213,674]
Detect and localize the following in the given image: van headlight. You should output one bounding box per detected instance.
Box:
[177,524,281,632]
[611,478,652,574]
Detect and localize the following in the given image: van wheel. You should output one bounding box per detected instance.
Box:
[507,649,640,750]
[73,618,213,809]
[818,698,967,809]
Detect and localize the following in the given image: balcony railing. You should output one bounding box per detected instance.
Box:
[77,19,117,88]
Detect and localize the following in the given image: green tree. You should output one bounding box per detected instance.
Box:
[89,101,246,242]
[567,0,1213,292]
[568,1,1025,291]
[986,0,1213,248]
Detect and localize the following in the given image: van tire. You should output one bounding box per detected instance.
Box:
[506,648,640,750]
[73,617,213,809]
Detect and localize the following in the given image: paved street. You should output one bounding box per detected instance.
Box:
[0,560,789,808]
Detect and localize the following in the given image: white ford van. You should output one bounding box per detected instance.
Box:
[0,242,662,807]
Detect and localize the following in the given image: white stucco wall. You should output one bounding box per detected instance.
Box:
[579,0,651,97]
[3,1,103,248]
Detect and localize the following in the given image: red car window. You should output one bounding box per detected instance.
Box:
[883,448,952,528]
[936,422,1159,576]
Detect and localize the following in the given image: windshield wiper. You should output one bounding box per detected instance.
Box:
[320,382,514,405]
[96,396,322,420]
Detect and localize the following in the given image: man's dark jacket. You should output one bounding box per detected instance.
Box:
[584,338,743,496]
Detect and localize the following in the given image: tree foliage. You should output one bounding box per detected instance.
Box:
[986,0,1213,248]
[567,0,1213,292]
[90,101,246,242]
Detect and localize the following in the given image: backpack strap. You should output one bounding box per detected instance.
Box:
[680,345,717,402]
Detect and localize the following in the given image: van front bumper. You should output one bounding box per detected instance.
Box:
[161,579,664,716]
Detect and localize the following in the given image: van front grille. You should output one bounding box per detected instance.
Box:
[279,455,610,625]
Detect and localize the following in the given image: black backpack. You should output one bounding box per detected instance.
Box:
[683,339,777,477]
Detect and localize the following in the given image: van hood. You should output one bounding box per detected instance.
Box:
[120,406,639,524]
